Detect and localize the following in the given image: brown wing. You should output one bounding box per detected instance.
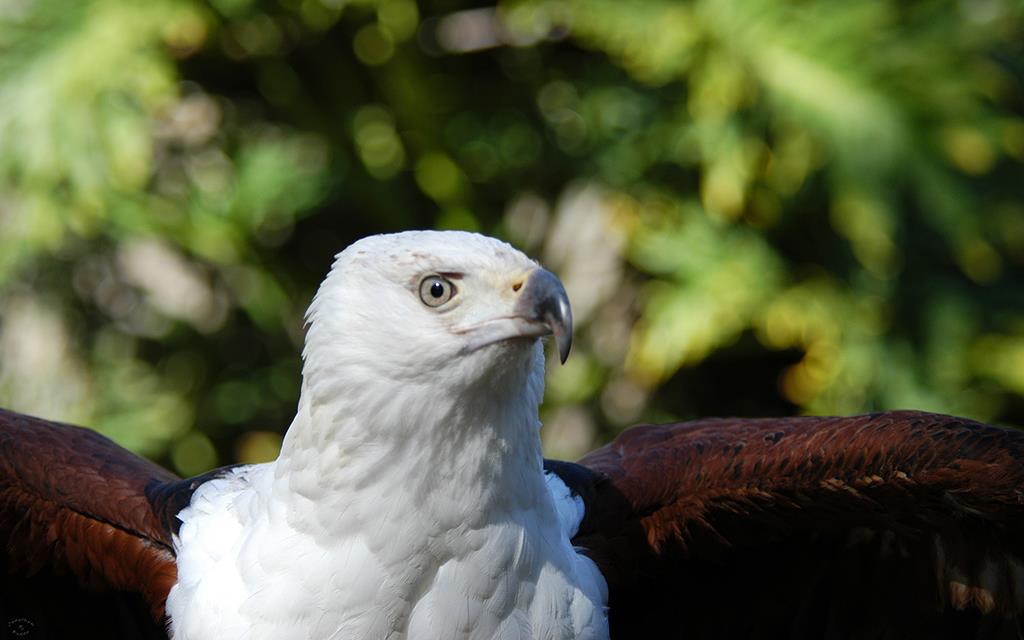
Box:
[554,410,1024,639]
[0,408,195,639]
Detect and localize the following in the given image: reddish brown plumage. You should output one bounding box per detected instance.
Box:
[3,407,1024,638]
[559,410,1024,638]
[0,408,181,636]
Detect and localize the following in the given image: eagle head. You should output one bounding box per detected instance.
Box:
[300,230,571,408]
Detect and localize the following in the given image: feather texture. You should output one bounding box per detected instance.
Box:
[166,231,608,639]
[0,409,181,638]
[553,410,1024,639]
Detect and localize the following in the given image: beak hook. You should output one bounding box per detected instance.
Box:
[516,268,573,364]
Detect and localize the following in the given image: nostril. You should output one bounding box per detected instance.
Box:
[512,281,523,292]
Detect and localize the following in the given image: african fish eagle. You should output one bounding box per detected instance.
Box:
[1,230,1023,639]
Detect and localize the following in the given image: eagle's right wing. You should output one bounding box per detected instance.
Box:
[0,408,196,639]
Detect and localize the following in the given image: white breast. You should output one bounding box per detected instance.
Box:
[165,465,608,640]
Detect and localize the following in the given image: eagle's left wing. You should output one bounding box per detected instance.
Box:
[549,410,1024,639]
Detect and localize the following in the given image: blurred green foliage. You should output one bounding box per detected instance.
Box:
[0,0,1022,473]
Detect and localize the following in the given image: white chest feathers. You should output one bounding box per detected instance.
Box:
[165,466,609,640]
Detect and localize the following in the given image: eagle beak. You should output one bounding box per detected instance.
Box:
[515,268,573,364]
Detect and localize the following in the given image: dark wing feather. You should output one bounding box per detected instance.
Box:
[0,408,195,639]
[553,410,1024,639]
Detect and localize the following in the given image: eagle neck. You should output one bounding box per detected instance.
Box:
[272,352,551,536]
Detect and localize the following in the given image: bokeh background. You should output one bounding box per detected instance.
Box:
[1,0,1022,475]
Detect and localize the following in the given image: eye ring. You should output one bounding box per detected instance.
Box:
[419,275,457,307]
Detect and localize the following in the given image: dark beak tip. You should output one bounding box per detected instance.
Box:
[551,296,573,365]
[517,267,574,365]
[557,332,572,365]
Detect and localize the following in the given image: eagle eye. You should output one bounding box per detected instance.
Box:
[419,275,457,307]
